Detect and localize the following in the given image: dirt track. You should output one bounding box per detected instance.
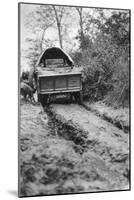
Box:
[19,102,130,196]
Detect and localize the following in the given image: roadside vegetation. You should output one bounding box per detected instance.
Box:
[71,11,130,108]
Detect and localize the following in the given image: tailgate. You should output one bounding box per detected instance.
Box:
[38,74,81,93]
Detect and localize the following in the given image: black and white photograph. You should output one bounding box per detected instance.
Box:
[18,2,130,197]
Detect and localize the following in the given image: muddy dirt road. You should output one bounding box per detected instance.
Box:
[19,102,130,197]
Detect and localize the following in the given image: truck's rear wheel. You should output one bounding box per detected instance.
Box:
[37,93,41,102]
[79,92,83,104]
[74,92,83,104]
[40,94,49,107]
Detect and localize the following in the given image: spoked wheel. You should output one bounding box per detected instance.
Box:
[40,94,49,107]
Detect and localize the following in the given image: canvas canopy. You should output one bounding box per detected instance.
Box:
[36,47,74,67]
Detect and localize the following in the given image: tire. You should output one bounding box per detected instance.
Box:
[37,93,41,102]
[74,92,83,104]
[40,94,49,107]
[70,93,74,103]
[78,91,83,105]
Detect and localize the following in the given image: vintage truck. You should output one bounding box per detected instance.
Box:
[34,47,83,106]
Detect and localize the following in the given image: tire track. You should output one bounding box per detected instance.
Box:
[19,102,130,197]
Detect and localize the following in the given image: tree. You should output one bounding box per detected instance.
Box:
[101,11,130,46]
[76,8,84,41]
[52,5,65,49]
[26,5,73,51]
[25,5,55,52]
[73,9,130,106]
[24,37,40,67]
[75,7,90,50]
